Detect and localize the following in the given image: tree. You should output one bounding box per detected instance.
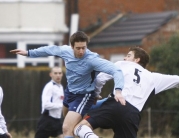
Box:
[149,34,179,137]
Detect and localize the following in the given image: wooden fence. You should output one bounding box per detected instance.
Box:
[0,67,67,132]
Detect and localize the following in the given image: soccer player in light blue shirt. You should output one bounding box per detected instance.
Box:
[10,31,124,138]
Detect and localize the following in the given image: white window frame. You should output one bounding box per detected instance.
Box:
[0,41,63,68]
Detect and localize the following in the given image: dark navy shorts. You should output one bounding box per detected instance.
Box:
[86,97,141,138]
[63,87,96,117]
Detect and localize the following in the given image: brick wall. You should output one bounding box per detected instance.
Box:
[65,0,179,38]
[65,0,179,60]
[78,0,167,30]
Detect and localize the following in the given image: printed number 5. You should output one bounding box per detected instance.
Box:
[133,68,141,84]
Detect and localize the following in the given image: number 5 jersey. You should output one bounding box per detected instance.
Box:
[95,61,179,111]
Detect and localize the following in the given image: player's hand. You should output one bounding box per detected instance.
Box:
[96,95,102,100]
[6,132,12,138]
[10,49,28,56]
[114,90,126,105]
[93,95,102,105]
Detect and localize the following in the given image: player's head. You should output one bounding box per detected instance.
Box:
[124,47,149,68]
[70,31,90,58]
[50,66,63,84]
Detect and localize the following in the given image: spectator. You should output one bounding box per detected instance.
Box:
[35,67,64,138]
[0,86,12,138]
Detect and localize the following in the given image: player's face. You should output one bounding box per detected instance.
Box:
[72,42,87,58]
[124,51,136,62]
[50,68,63,84]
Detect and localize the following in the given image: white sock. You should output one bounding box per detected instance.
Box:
[74,125,99,138]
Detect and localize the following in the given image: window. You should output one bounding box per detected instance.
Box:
[25,44,49,66]
[0,43,16,59]
[0,43,17,66]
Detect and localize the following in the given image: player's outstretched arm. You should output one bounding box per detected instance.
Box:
[10,49,28,56]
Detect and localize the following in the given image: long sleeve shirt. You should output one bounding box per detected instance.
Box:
[28,45,124,94]
[41,80,64,119]
[95,61,179,111]
[0,87,8,133]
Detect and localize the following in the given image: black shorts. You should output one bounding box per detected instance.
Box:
[35,114,63,138]
[0,134,8,138]
[86,97,141,138]
[63,87,96,117]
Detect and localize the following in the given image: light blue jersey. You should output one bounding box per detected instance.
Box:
[28,45,124,94]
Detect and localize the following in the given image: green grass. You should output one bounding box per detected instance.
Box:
[8,129,175,138]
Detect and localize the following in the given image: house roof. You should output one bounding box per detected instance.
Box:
[89,11,178,47]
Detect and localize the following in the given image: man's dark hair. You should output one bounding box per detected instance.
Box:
[129,47,150,68]
[70,31,90,47]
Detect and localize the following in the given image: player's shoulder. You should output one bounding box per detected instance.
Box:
[44,81,54,88]
[59,45,72,51]
[85,49,99,59]
[58,45,74,57]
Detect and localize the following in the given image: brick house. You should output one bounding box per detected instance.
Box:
[88,11,179,61]
[65,0,179,61]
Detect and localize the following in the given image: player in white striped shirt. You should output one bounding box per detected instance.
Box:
[74,47,179,138]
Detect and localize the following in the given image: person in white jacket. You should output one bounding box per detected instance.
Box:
[35,67,64,138]
[74,47,179,138]
[0,87,12,138]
